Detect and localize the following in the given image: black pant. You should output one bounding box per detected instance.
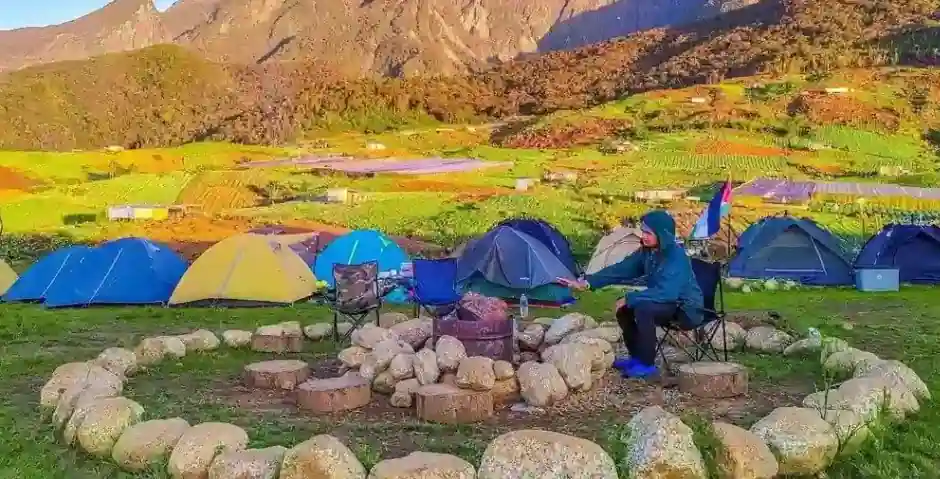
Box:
[616,302,693,366]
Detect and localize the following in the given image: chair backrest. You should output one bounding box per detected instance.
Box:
[413,258,460,303]
[691,258,722,318]
[333,261,380,310]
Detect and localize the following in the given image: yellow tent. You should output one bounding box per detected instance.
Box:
[169,233,318,305]
[0,259,18,296]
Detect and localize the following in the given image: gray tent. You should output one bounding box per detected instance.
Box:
[585,227,643,274]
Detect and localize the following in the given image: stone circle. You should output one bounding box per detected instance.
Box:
[677,361,748,398]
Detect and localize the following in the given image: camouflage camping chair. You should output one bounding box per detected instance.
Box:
[327,262,383,343]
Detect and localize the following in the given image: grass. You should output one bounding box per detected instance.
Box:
[1,288,939,477]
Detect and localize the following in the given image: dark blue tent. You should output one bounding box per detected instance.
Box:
[456,226,577,304]
[498,218,580,275]
[729,217,853,285]
[855,224,940,284]
[2,246,94,302]
[43,237,188,308]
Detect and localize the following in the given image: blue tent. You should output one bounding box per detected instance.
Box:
[42,237,188,308]
[456,226,577,304]
[314,229,410,303]
[855,224,940,284]
[498,218,580,274]
[729,217,853,285]
[2,246,94,302]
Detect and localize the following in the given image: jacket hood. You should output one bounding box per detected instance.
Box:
[641,210,677,250]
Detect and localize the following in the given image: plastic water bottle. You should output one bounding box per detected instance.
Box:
[519,294,529,319]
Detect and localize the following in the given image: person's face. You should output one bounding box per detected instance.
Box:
[640,224,658,248]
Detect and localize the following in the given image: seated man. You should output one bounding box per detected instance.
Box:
[558,210,703,378]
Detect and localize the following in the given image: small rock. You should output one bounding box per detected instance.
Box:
[456,356,496,391]
[75,397,145,457]
[750,407,838,476]
[372,371,399,394]
[516,361,567,407]
[703,321,747,351]
[518,351,539,363]
[493,360,515,380]
[338,346,370,369]
[93,348,138,377]
[112,418,191,472]
[372,338,414,371]
[167,423,249,479]
[478,429,617,479]
[820,337,850,363]
[208,446,287,479]
[390,378,421,408]
[370,451,475,479]
[544,313,589,345]
[135,337,171,366]
[823,348,880,376]
[388,353,415,380]
[413,348,440,385]
[222,330,252,348]
[517,325,545,351]
[359,354,381,382]
[783,336,823,356]
[744,326,792,353]
[352,325,398,350]
[158,336,187,358]
[712,421,778,479]
[854,359,930,401]
[626,406,707,479]
[491,377,521,404]
[379,312,410,329]
[390,318,433,349]
[178,330,220,352]
[51,370,124,430]
[435,335,467,372]
[542,343,593,392]
[279,435,366,479]
[303,323,333,341]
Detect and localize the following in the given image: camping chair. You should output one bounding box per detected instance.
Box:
[655,258,728,369]
[411,258,461,318]
[327,261,383,343]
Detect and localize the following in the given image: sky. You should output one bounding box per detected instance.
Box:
[0,0,178,30]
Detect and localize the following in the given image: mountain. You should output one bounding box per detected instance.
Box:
[0,0,758,74]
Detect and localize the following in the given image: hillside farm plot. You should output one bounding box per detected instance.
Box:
[639,153,789,175]
[177,170,272,214]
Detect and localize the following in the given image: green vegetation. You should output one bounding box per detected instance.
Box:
[1,288,938,477]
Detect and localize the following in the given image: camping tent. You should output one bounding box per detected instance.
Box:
[456,226,577,304]
[3,246,93,302]
[249,226,325,266]
[43,237,188,308]
[169,233,317,305]
[855,224,940,284]
[0,259,17,296]
[498,218,580,274]
[729,217,853,285]
[314,229,410,303]
[585,227,642,275]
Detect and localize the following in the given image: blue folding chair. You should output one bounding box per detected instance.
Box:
[411,258,461,318]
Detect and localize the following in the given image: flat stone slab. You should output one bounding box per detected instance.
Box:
[296,373,371,413]
[244,360,311,391]
[415,384,493,424]
[678,361,748,398]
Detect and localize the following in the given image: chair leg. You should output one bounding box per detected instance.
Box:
[720,318,729,362]
[332,311,340,343]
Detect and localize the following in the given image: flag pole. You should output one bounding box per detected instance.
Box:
[726,173,733,263]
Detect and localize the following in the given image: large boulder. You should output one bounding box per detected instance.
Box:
[178,330,220,352]
[783,336,823,356]
[750,407,838,476]
[819,337,850,363]
[413,348,440,385]
[75,397,145,457]
[207,446,287,479]
[388,353,415,380]
[853,359,931,401]
[279,435,366,479]
[372,371,399,395]
[369,451,475,479]
[167,422,249,479]
[338,346,370,369]
[703,321,747,351]
[823,348,880,376]
[821,409,870,457]
[435,336,467,372]
[804,376,919,421]
[379,312,410,329]
[93,348,139,377]
[40,362,122,414]
[563,326,622,345]
[516,362,567,407]
[352,325,398,350]
[157,336,188,358]
[541,344,593,392]
[625,406,707,479]
[390,378,421,408]
[51,371,124,430]
[390,319,433,349]
[478,429,617,479]
[744,326,792,353]
[222,330,253,348]
[544,313,590,345]
[493,360,515,380]
[304,323,333,341]
[712,422,778,479]
[456,356,496,391]
[112,418,191,472]
[372,338,414,371]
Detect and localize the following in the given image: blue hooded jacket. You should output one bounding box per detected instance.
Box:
[585,210,704,325]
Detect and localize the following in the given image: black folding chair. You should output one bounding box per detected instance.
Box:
[326,262,383,343]
[656,258,728,368]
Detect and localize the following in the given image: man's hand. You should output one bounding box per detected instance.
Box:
[556,277,590,291]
